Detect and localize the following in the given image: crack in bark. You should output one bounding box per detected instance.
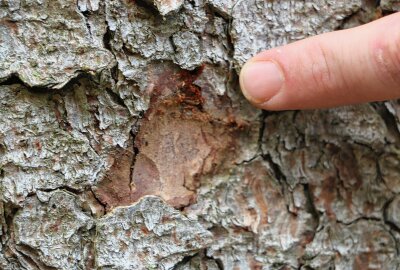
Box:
[171,253,199,269]
[382,197,400,257]
[79,9,93,39]
[1,203,25,267]
[303,183,321,228]
[336,216,382,226]
[105,87,130,111]
[103,22,113,53]
[261,153,284,185]
[89,187,107,212]
[234,110,265,165]
[375,102,400,144]
[0,73,24,86]
[37,186,81,195]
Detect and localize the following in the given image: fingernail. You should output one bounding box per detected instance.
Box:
[240,61,284,104]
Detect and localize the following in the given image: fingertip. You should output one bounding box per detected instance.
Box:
[239,60,285,108]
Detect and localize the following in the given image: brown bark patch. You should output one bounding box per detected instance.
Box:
[92,147,135,211]
[0,19,18,34]
[94,64,246,210]
[132,104,232,208]
[131,65,239,208]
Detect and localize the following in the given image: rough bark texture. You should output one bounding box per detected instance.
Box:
[0,0,399,269]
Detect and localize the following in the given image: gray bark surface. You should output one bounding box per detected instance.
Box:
[0,0,399,269]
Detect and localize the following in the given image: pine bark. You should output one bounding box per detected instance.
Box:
[0,0,399,269]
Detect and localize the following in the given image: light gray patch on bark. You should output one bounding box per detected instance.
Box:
[0,0,114,88]
[13,190,94,270]
[104,0,185,110]
[145,0,185,15]
[299,105,387,147]
[385,100,400,134]
[64,78,135,150]
[0,84,104,204]
[381,0,400,11]
[105,0,179,61]
[174,254,220,270]
[78,0,101,12]
[194,65,228,96]
[104,0,230,111]
[172,31,203,70]
[95,196,213,270]
[304,220,399,269]
[0,80,134,205]
[207,0,237,18]
[262,106,393,224]
[379,151,400,193]
[230,0,362,68]
[0,257,24,270]
[386,195,400,230]
[186,159,316,269]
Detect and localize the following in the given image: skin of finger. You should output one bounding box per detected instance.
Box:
[245,12,400,110]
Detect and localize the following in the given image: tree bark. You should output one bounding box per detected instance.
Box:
[0,0,399,269]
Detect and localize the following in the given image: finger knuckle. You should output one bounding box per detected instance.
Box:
[372,32,400,88]
[310,42,338,93]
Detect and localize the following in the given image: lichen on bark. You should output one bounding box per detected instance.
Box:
[0,0,114,88]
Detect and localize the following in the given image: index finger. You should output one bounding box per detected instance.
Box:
[239,12,400,110]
